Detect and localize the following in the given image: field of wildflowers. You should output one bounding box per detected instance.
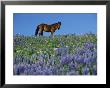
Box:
[13,33,97,75]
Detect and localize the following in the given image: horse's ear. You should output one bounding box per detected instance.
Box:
[59,22,61,25]
[58,21,61,25]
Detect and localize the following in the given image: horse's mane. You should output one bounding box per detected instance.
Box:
[41,22,61,26]
[51,23,57,26]
[51,22,60,26]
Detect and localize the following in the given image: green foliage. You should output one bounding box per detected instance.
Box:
[14,33,97,58]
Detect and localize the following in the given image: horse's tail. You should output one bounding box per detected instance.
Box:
[35,25,39,36]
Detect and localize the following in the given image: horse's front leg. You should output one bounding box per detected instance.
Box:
[51,32,54,38]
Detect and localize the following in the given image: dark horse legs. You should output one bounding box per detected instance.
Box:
[39,31,43,36]
[41,32,43,36]
[51,32,54,37]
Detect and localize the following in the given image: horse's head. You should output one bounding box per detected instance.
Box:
[57,22,61,30]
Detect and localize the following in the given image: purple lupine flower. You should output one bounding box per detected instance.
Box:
[92,65,97,75]
[84,42,95,50]
[77,49,85,55]
[82,66,90,75]
[60,55,72,65]
[84,57,91,64]
[74,55,84,64]
[14,64,25,75]
[67,71,79,75]
[68,62,75,70]
[14,34,97,75]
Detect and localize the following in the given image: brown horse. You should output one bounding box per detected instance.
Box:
[35,22,61,36]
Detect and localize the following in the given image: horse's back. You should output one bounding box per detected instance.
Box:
[39,24,51,32]
[38,22,60,33]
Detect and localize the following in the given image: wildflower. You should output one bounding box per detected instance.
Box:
[60,55,72,65]
[54,48,58,51]
[82,66,90,75]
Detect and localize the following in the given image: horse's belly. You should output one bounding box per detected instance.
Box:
[44,29,50,32]
[45,30,50,32]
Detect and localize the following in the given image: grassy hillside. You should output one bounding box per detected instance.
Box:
[13,33,97,75]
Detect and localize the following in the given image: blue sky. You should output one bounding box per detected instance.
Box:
[13,13,97,36]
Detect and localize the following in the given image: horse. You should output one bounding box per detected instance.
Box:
[35,22,61,36]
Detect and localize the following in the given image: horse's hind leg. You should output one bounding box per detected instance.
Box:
[38,28,43,36]
[39,32,42,36]
[39,31,43,36]
[39,32,41,36]
[41,31,43,36]
[38,31,41,36]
